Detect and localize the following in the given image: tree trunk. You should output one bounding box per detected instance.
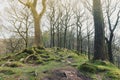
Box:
[25,33,28,48]
[50,26,53,48]
[64,28,67,48]
[57,28,60,47]
[52,26,55,47]
[80,36,83,53]
[108,42,114,63]
[77,26,80,51]
[34,17,43,47]
[107,32,114,63]
[93,0,107,60]
[18,0,46,48]
[88,35,91,60]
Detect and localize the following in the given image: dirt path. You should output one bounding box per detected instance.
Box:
[42,66,91,80]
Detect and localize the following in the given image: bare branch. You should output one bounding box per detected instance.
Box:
[39,0,47,19]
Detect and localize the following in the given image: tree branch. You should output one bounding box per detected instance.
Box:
[113,10,120,31]
[39,0,47,19]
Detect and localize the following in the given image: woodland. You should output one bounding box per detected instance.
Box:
[0,0,120,80]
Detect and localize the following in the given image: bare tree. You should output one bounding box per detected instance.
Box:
[74,9,85,53]
[4,2,33,49]
[5,34,24,53]
[47,1,56,47]
[47,0,75,48]
[104,0,120,63]
[86,16,93,60]
[61,2,73,48]
[18,0,47,48]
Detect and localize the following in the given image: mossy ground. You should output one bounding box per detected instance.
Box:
[0,48,87,80]
[0,48,120,80]
[79,60,120,80]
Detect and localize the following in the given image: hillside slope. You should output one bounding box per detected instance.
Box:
[0,48,119,80]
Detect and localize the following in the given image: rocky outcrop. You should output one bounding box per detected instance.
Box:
[42,67,91,80]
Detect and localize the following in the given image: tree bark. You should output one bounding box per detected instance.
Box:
[64,28,67,48]
[105,32,114,63]
[93,0,107,60]
[88,34,91,60]
[34,17,43,47]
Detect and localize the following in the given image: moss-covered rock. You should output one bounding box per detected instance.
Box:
[78,60,120,80]
[79,63,97,73]
[91,60,114,66]
[106,70,120,79]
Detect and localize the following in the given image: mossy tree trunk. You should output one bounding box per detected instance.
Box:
[18,0,46,48]
[93,0,107,60]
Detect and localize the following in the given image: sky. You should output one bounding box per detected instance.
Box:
[0,0,8,38]
[0,0,32,38]
[0,0,120,39]
[0,0,12,38]
[0,0,8,13]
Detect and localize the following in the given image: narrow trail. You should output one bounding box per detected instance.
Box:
[42,67,91,80]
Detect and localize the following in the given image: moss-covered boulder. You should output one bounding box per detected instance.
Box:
[79,63,97,73]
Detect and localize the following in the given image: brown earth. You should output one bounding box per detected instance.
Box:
[42,67,91,80]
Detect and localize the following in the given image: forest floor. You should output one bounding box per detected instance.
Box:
[0,48,119,80]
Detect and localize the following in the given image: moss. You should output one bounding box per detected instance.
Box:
[14,53,28,61]
[35,49,48,54]
[79,61,114,73]
[96,65,110,72]
[0,69,15,75]
[22,49,34,54]
[37,46,45,50]
[71,50,80,55]
[33,47,47,54]
[67,55,74,58]
[24,54,39,64]
[78,60,120,80]
[40,54,50,58]
[0,55,12,61]
[79,63,97,73]
[0,48,88,79]
[92,60,114,67]
[2,62,24,67]
[91,60,116,72]
[35,60,44,64]
[54,47,63,52]
[106,70,120,79]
